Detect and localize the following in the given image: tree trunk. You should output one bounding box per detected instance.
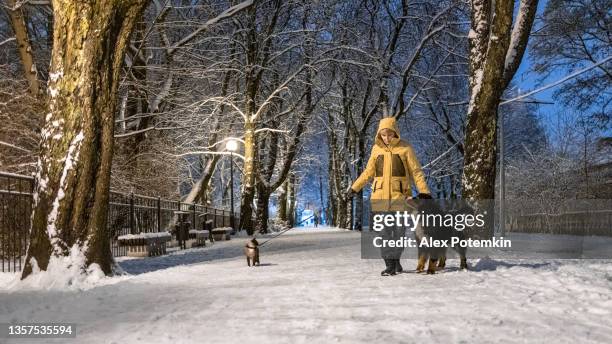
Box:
[5,0,39,96]
[197,155,221,205]
[318,167,324,225]
[278,179,288,222]
[254,184,270,233]
[239,121,256,234]
[327,143,337,226]
[462,0,537,200]
[346,194,353,230]
[287,173,296,227]
[336,194,347,228]
[22,0,148,280]
[180,154,220,205]
[354,135,366,231]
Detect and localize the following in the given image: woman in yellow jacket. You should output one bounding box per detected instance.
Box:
[348,117,431,276]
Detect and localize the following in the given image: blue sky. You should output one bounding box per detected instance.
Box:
[513,0,562,136]
[511,0,610,138]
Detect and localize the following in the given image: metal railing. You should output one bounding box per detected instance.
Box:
[0,171,238,272]
[0,172,32,273]
[504,199,612,236]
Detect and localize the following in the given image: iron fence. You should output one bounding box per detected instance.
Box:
[0,171,238,272]
[503,199,612,236]
[0,172,32,273]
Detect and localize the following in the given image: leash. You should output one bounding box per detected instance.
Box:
[258,215,316,247]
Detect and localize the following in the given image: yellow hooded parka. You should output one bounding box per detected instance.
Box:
[351,117,430,202]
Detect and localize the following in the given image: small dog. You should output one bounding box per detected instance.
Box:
[244,238,260,267]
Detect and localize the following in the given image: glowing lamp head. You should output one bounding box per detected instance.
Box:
[226,139,238,152]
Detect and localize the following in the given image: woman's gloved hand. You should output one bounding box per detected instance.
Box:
[345,186,355,199]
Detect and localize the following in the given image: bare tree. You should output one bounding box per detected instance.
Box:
[22,0,151,279]
[3,0,40,96]
[530,0,611,119]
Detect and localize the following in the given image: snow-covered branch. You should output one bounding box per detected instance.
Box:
[0,37,16,46]
[167,0,254,55]
[503,0,538,88]
[500,55,612,105]
[0,140,31,153]
[170,150,245,160]
[254,128,291,135]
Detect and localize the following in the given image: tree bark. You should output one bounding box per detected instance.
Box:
[22,0,148,279]
[354,135,366,231]
[318,166,325,225]
[239,121,256,234]
[5,0,39,96]
[253,125,279,233]
[327,134,337,226]
[254,183,271,233]
[278,179,288,222]
[462,0,538,200]
[287,173,296,227]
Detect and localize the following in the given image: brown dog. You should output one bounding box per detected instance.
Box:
[244,238,260,267]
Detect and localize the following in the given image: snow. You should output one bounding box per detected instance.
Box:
[118,231,172,240]
[467,1,489,115]
[468,68,483,114]
[505,0,530,70]
[49,70,63,82]
[47,130,84,249]
[468,28,477,39]
[1,230,611,343]
[281,225,347,235]
[3,244,116,292]
[47,70,63,98]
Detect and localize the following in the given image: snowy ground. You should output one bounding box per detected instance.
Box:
[1,227,612,343]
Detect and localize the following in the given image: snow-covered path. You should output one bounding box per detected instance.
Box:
[1,228,612,343]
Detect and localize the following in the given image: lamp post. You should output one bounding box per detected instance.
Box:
[226,139,238,231]
[498,111,505,237]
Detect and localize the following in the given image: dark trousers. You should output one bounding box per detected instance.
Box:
[380,225,404,260]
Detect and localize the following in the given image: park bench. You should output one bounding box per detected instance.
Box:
[211,227,233,241]
[117,231,172,257]
[188,229,210,247]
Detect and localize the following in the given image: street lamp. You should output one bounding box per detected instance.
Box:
[226,139,238,231]
[499,113,505,238]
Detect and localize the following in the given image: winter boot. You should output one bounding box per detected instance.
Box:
[381,259,396,276]
[394,259,403,273]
